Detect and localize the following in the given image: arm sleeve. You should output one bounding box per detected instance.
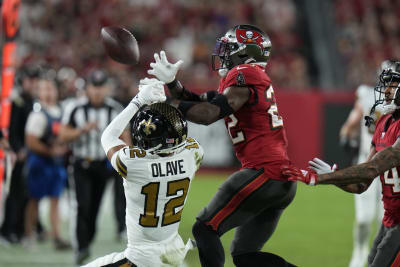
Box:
[101,102,139,156]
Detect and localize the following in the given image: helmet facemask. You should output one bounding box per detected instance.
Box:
[373,69,400,115]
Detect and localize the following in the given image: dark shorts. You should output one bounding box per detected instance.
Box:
[197,168,297,255]
[26,153,67,199]
[368,224,400,267]
[102,258,136,267]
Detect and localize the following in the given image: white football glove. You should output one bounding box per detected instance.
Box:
[147,50,184,84]
[132,78,166,107]
[138,77,161,86]
[308,158,337,175]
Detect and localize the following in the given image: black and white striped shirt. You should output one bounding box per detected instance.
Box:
[62,96,124,161]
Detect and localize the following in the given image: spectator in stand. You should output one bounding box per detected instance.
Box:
[0,65,46,244]
[24,76,70,250]
[17,0,309,91]
[335,0,400,88]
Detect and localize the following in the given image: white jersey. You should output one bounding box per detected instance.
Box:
[110,137,203,265]
[356,85,383,162]
[350,85,384,267]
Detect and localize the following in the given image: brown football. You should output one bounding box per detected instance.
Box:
[101,26,140,65]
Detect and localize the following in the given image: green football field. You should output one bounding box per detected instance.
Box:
[0,173,379,267]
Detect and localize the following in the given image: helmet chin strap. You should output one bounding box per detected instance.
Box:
[146,144,162,153]
[148,141,186,155]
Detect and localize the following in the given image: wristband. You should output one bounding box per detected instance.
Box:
[166,79,180,90]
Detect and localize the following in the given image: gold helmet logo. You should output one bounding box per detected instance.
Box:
[139,119,156,135]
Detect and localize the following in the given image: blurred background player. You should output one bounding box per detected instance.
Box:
[282,61,400,267]
[59,70,129,264]
[149,24,297,267]
[339,61,397,267]
[85,79,203,267]
[0,65,46,244]
[23,75,70,250]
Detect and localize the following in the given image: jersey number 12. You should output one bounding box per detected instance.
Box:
[139,178,190,227]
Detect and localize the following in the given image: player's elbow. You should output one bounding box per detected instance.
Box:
[192,112,218,125]
[198,117,216,125]
[353,185,368,194]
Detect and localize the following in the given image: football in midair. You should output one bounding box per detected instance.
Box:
[101,26,140,65]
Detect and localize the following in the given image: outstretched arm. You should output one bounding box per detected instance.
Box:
[147,51,217,102]
[169,86,249,125]
[318,141,400,184]
[164,79,218,103]
[147,51,249,125]
[282,144,397,188]
[101,78,166,161]
[332,145,376,193]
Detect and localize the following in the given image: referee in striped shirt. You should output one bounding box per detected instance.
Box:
[59,70,130,265]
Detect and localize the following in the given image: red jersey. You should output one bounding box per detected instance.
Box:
[372,114,400,227]
[218,64,290,180]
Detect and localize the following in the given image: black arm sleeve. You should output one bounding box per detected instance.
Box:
[201,90,218,102]
[178,93,234,119]
[167,79,202,101]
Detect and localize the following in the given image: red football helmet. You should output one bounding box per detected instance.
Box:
[212,24,272,76]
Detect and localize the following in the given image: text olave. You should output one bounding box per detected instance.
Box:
[151,160,186,177]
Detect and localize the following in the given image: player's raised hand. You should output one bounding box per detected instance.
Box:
[308,158,337,174]
[281,165,318,185]
[147,51,184,83]
[132,78,166,107]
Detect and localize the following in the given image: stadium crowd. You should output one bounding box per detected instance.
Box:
[18,0,308,99]
[335,0,400,88]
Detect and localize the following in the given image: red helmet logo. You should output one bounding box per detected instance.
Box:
[235,29,263,49]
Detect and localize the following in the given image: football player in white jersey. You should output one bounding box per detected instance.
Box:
[339,61,396,267]
[83,78,203,267]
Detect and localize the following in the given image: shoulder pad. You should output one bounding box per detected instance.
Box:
[184,137,200,150]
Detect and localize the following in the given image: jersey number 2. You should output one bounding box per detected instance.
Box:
[139,178,190,227]
[227,114,245,145]
[265,85,283,129]
[384,167,400,194]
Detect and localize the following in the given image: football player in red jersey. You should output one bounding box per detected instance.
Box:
[282,62,400,267]
[148,25,297,267]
